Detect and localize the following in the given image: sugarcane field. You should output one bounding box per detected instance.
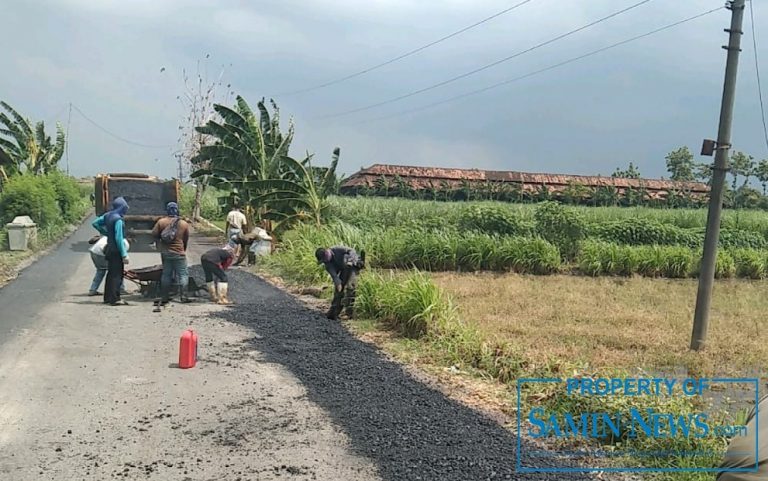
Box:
[1,1,768,480]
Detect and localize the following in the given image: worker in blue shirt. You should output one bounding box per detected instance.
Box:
[92,197,130,306]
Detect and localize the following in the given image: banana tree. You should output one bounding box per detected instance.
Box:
[190,95,341,231]
[189,96,294,226]
[244,148,341,231]
[0,101,65,177]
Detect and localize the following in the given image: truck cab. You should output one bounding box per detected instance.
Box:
[94,173,180,249]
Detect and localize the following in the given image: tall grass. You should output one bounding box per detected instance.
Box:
[356,270,457,338]
[267,222,561,275]
[578,240,754,278]
[329,196,768,240]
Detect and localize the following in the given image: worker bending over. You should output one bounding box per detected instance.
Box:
[315,245,365,320]
[201,242,236,304]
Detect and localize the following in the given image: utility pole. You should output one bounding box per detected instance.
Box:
[691,0,746,351]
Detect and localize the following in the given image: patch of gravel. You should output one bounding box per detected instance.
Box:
[203,267,595,481]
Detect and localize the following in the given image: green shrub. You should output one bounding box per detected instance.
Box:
[178,184,223,220]
[579,242,694,278]
[578,241,639,276]
[731,249,766,279]
[357,270,456,338]
[715,250,736,279]
[496,236,561,274]
[534,201,586,260]
[590,218,701,247]
[692,250,737,279]
[0,174,59,228]
[662,246,695,278]
[401,229,459,270]
[718,228,767,249]
[458,204,533,236]
[394,230,560,273]
[47,172,84,223]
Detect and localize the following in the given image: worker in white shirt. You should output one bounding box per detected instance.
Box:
[225,204,248,259]
[88,235,130,296]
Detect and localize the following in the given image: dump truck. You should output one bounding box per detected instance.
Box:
[94,173,180,247]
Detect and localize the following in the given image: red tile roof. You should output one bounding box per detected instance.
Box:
[340,164,709,194]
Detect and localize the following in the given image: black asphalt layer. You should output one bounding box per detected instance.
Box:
[207,267,595,481]
[0,219,95,345]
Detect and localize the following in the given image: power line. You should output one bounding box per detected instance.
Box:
[70,104,173,149]
[277,0,535,97]
[315,0,655,120]
[359,6,724,124]
[749,0,768,153]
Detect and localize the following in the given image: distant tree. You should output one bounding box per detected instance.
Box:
[374,175,390,197]
[694,162,713,185]
[754,159,768,195]
[665,147,696,181]
[563,181,590,205]
[438,180,452,201]
[730,152,755,190]
[612,161,641,179]
[176,56,234,221]
[393,175,412,199]
[735,185,762,210]
[457,179,472,201]
[729,152,755,205]
[594,185,620,206]
[535,183,551,202]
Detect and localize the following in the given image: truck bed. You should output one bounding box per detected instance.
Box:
[95,173,180,249]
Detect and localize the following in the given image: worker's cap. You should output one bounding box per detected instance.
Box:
[315,248,331,263]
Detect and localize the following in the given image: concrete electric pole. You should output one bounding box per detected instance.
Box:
[691,0,746,351]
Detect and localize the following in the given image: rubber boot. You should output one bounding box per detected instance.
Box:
[217,283,231,304]
[179,285,193,304]
[206,282,219,303]
[327,291,343,320]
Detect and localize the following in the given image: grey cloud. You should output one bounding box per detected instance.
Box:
[3,0,768,181]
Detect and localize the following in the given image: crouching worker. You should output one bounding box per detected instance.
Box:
[315,246,365,320]
[201,243,236,304]
[88,235,129,296]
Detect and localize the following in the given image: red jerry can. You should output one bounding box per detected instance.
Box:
[178,329,198,369]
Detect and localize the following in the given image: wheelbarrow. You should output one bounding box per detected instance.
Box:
[124,265,163,299]
[124,265,208,299]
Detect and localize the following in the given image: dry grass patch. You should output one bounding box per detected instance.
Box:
[432,272,767,378]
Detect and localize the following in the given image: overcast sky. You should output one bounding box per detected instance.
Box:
[3,0,768,181]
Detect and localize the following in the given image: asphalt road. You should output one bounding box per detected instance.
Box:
[0,219,593,481]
